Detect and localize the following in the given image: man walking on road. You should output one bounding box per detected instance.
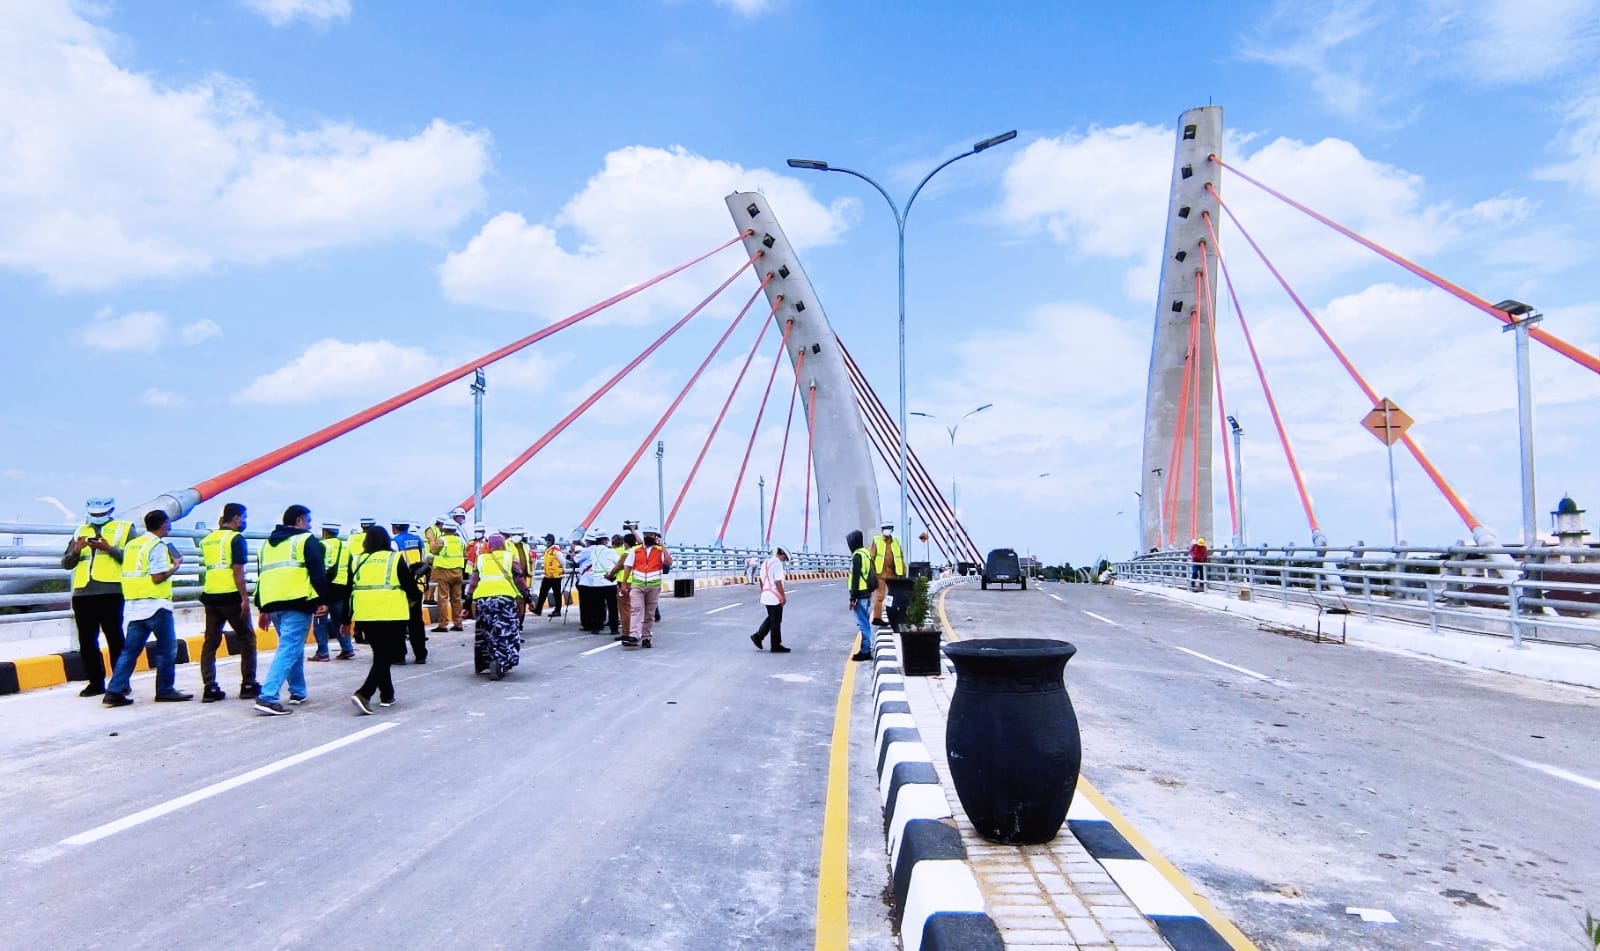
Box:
[103,510,191,705]
[198,503,258,702]
[534,533,565,619]
[61,496,131,697]
[868,522,904,627]
[750,546,791,654]
[847,529,874,662]
[254,504,333,716]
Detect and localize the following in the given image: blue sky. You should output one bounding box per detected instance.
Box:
[2,0,1598,565]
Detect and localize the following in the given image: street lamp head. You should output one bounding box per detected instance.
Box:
[1493,299,1536,318]
[787,158,829,171]
[910,411,936,419]
[973,130,1018,153]
[1226,415,1242,435]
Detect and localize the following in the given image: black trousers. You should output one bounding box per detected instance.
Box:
[400,600,428,661]
[72,593,125,689]
[576,585,602,631]
[355,621,406,703]
[534,577,564,615]
[600,585,619,633]
[753,603,784,648]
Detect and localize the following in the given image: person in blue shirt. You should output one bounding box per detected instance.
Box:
[391,519,429,664]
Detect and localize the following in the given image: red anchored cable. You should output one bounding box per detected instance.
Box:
[764,350,807,546]
[801,380,819,552]
[1209,154,1600,377]
[1200,240,1239,543]
[459,260,767,512]
[717,320,796,545]
[1187,270,1205,544]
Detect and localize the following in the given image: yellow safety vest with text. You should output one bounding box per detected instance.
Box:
[323,537,350,586]
[257,534,316,604]
[200,529,242,595]
[473,552,518,600]
[434,533,465,569]
[72,520,132,589]
[121,534,172,601]
[350,552,408,622]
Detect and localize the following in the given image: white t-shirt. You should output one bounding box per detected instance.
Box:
[587,544,619,586]
[125,540,175,622]
[759,556,786,606]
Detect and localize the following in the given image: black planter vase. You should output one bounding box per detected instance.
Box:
[943,637,1080,844]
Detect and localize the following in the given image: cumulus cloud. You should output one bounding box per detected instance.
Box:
[0,2,490,289]
[241,0,351,26]
[179,318,223,345]
[236,338,568,405]
[439,145,854,325]
[141,387,186,407]
[1537,93,1600,199]
[77,310,224,350]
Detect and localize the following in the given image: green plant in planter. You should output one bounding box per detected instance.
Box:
[905,576,932,630]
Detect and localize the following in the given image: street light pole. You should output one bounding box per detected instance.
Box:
[911,402,992,518]
[1151,468,1166,550]
[1227,415,1245,548]
[471,368,487,522]
[789,131,1016,540]
[655,440,666,533]
[757,475,766,547]
[1496,300,1542,548]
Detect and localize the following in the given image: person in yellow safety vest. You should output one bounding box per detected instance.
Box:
[60,496,133,697]
[197,502,259,702]
[429,518,466,632]
[609,526,671,648]
[467,532,528,680]
[868,522,905,627]
[505,526,533,632]
[348,516,375,569]
[390,519,429,664]
[311,522,355,661]
[346,525,421,714]
[252,504,335,716]
[847,528,875,662]
[533,532,565,619]
[421,514,445,604]
[612,531,636,641]
[102,509,191,705]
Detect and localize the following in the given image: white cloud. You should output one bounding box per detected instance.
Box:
[715,0,771,13]
[1537,93,1600,198]
[179,318,222,345]
[241,0,352,27]
[237,338,435,404]
[141,387,185,407]
[78,309,166,351]
[0,2,490,289]
[439,145,854,324]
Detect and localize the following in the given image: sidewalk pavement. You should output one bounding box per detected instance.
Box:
[1122,581,1600,690]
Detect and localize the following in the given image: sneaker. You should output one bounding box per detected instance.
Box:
[154,691,194,702]
[102,692,133,707]
[335,651,356,660]
[641,639,653,649]
[413,656,427,664]
[750,632,764,650]
[79,683,105,698]
[620,635,639,647]
[239,682,261,700]
[450,624,464,631]
[770,645,791,654]
[288,695,308,706]
[351,693,373,716]
[309,654,331,662]
[852,651,874,662]
[431,626,448,633]
[202,685,227,703]
[377,698,394,707]
[254,698,291,716]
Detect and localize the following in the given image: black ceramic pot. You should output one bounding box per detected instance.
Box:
[943,637,1080,844]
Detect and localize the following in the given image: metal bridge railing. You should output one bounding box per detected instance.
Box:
[1115,544,1600,650]
[0,522,846,624]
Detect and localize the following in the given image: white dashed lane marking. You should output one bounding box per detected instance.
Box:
[1505,756,1600,792]
[704,603,742,615]
[1083,610,1119,626]
[580,641,621,656]
[1048,593,1063,602]
[1173,645,1288,686]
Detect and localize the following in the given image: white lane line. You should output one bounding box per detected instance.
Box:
[705,603,743,615]
[61,722,399,846]
[1173,645,1285,685]
[1507,756,1600,792]
[1083,610,1119,626]
[581,640,622,656]
[1048,593,1063,602]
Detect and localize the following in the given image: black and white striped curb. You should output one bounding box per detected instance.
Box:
[1066,791,1235,950]
[870,631,1004,951]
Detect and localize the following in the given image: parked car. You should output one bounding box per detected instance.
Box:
[981,548,1025,590]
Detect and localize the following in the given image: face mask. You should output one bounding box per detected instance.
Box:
[88,515,112,526]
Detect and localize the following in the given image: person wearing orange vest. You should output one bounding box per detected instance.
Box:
[102,510,191,705]
[610,526,671,648]
[533,533,566,619]
[60,496,132,697]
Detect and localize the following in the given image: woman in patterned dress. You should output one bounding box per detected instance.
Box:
[467,533,527,680]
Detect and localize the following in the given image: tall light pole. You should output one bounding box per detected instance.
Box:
[1151,468,1166,550]
[470,368,487,522]
[911,402,993,517]
[788,130,1017,539]
[1495,300,1542,547]
[757,475,766,548]
[655,440,666,534]
[1227,415,1246,548]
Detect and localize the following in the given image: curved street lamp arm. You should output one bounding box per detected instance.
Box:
[819,165,903,228]
[904,150,976,225]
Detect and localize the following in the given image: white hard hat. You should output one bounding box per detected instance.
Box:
[473,521,487,534]
[450,507,467,518]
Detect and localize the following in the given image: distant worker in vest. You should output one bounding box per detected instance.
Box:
[253,504,334,716]
[467,532,528,680]
[505,526,533,631]
[570,529,598,632]
[348,516,375,564]
[612,532,635,641]
[869,522,904,627]
[311,521,355,661]
[422,514,445,602]
[103,509,192,705]
[749,546,791,653]
[61,496,131,697]
[587,530,621,638]
[429,516,466,632]
[847,529,875,662]
[1188,537,1208,590]
[198,503,259,702]
[745,553,760,585]
[534,533,565,619]
[347,525,422,714]
[391,519,429,663]
[610,526,671,648]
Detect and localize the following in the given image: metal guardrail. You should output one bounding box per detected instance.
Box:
[0,521,846,623]
[1114,544,1600,649]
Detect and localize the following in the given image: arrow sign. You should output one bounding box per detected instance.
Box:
[1361,398,1413,446]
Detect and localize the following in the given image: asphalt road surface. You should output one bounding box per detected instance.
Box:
[0,580,896,950]
[943,579,1600,951]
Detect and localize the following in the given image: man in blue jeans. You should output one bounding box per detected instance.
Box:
[103,510,192,705]
[847,529,874,662]
[254,504,333,716]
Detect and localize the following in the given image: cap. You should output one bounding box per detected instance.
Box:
[543,533,556,543]
[320,521,342,532]
[85,497,115,516]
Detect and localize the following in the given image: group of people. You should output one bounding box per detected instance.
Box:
[61,497,682,717]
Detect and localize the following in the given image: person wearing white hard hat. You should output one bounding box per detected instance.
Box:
[348,517,376,569]
[391,519,428,662]
[868,522,904,627]
[310,521,355,661]
[60,496,133,697]
[503,526,532,631]
[429,518,466,631]
[462,521,489,621]
[609,526,671,648]
[587,530,621,637]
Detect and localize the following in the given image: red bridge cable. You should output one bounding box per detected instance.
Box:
[764,350,808,546]
[716,320,797,544]
[1210,191,1485,533]
[1188,271,1205,543]
[580,274,772,531]
[1165,297,1200,546]
[1209,155,1600,377]
[1202,212,1322,535]
[458,259,766,512]
[193,230,753,502]
[801,382,818,553]
[856,403,958,564]
[662,300,781,535]
[1201,242,1240,542]
[834,336,981,561]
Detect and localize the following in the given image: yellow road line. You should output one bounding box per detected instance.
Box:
[939,581,1257,950]
[813,640,860,950]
